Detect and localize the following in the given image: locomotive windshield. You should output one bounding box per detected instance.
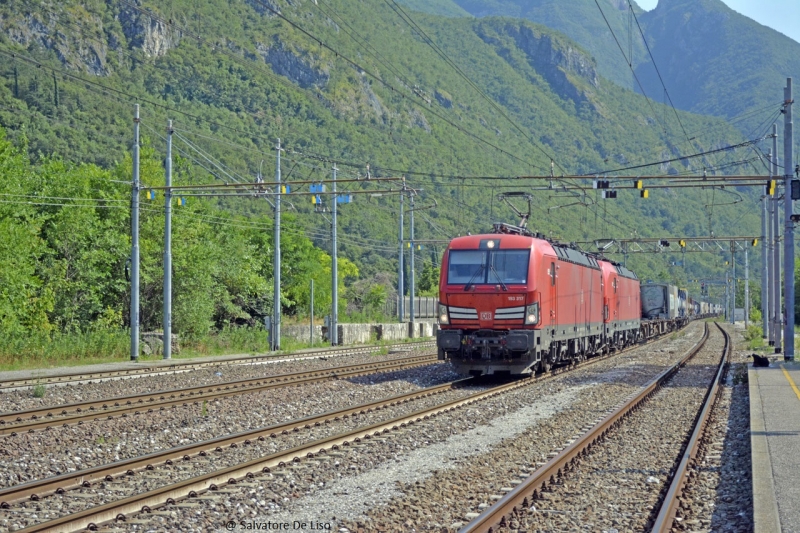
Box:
[447,249,529,285]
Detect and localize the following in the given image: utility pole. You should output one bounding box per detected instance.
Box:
[783,78,794,361]
[409,193,416,337]
[761,167,772,339]
[725,271,730,321]
[773,125,783,352]
[398,184,405,322]
[163,119,173,360]
[745,248,749,328]
[731,245,736,324]
[764,150,772,340]
[273,139,281,351]
[130,104,141,361]
[310,279,314,345]
[331,165,339,346]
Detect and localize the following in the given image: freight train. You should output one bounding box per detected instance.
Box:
[436,223,718,376]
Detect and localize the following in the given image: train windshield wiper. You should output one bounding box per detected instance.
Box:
[464,263,485,291]
[488,264,508,291]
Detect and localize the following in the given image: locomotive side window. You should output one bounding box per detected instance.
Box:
[551,262,556,286]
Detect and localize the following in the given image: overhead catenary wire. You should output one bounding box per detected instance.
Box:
[592,0,671,138]
[625,0,691,144]
[378,0,566,174]
[581,133,773,176]
[245,0,540,171]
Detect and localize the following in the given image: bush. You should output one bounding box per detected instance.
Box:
[743,324,763,342]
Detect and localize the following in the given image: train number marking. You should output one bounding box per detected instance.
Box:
[508,296,524,302]
[481,312,493,320]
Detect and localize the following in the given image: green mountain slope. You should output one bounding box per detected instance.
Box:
[393,0,470,18]
[0,0,759,332]
[416,0,799,143]
[410,0,648,90]
[637,0,800,125]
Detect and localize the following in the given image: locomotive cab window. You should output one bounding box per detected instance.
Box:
[447,249,529,285]
[447,250,486,284]
[551,262,556,286]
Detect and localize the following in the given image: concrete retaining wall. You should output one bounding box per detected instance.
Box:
[281,325,324,344]
[280,321,437,346]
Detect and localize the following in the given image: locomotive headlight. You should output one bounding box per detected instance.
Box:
[524,302,540,325]
[438,304,449,325]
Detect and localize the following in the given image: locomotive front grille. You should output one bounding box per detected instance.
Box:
[494,306,525,321]
[449,306,478,320]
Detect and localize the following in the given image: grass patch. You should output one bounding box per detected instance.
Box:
[31,382,47,398]
[0,325,435,372]
[0,329,129,371]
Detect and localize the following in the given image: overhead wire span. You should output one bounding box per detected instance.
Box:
[245,0,540,171]
[581,134,774,176]
[626,0,691,144]
[380,0,565,174]
[0,47,290,148]
[592,0,671,137]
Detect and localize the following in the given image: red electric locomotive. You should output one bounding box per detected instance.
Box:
[437,222,641,376]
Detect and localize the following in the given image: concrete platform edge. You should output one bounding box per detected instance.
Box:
[749,366,782,533]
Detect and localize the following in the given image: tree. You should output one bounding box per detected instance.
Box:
[417,262,440,297]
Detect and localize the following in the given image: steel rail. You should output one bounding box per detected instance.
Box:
[9,322,699,532]
[460,322,713,533]
[0,354,438,435]
[651,322,731,532]
[0,340,434,391]
[13,377,533,533]
[0,377,475,510]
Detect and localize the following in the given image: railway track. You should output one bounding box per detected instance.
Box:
[0,340,434,392]
[0,354,438,435]
[460,322,728,533]
[0,376,476,513]
[4,324,697,532]
[651,323,731,532]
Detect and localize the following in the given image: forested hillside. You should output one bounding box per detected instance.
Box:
[0,0,765,346]
[636,0,800,128]
[430,0,800,141]
[432,0,647,90]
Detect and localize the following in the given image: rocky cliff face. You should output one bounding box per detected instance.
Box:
[116,1,181,59]
[245,0,280,16]
[0,1,182,75]
[477,21,599,103]
[2,11,110,75]
[257,40,329,89]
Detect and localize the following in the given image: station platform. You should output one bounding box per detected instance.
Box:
[749,360,800,533]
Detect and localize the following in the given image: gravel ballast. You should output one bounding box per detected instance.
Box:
[95,324,709,532]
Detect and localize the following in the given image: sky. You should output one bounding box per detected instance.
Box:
[636,0,800,44]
